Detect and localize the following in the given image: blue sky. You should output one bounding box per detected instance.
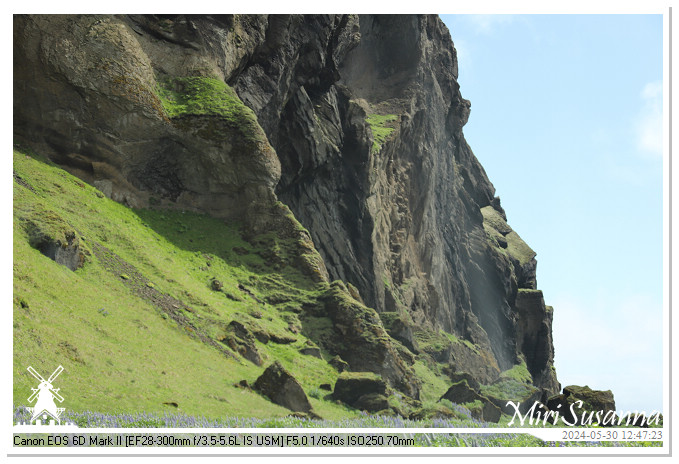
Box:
[439,14,664,414]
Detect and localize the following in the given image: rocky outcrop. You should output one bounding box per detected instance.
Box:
[20,206,88,271]
[28,224,86,272]
[332,371,388,411]
[221,321,263,366]
[254,361,312,413]
[224,14,559,396]
[13,14,560,400]
[13,15,283,237]
[513,289,560,398]
[547,385,616,426]
[313,282,420,398]
[439,380,501,423]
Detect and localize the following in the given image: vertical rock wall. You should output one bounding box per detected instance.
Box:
[13,13,559,397]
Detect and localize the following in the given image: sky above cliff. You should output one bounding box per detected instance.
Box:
[440,14,665,414]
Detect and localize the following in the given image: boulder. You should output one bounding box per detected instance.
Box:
[253,361,312,413]
[409,404,456,421]
[332,372,387,406]
[480,401,502,423]
[210,278,223,291]
[353,393,390,413]
[449,372,480,393]
[547,385,616,426]
[563,385,616,411]
[440,380,482,404]
[439,380,502,423]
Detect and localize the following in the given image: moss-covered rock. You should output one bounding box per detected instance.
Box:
[156,75,267,145]
[439,380,502,423]
[408,404,457,421]
[481,377,541,415]
[254,361,313,413]
[547,385,616,426]
[220,321,263,366]
[353,393,390,413]
[22,209,88,271]
[328,355,349,373]
[332,371,387,406]
[378,311,419,354]
[318,282,420,399]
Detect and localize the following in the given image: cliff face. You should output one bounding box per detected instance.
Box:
[13,14,559,399]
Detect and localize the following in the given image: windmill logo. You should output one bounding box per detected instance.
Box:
[26,365,65,425]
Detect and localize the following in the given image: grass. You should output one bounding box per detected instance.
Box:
[12,148,352,421]
[481,379,537,403]
[414,329,478,356]
[13,148,660,446]
[155,75,266,144]
[412,360,451,404]
[499,359,533,384]
[365,113,398,154]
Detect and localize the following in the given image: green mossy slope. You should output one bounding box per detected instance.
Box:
[13,148,356,420]
[12,147,498,422]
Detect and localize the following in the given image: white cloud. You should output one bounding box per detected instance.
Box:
[636,81,663,157]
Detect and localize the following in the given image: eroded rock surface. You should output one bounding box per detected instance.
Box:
[14,14,561,400]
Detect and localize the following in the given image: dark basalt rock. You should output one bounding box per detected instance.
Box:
[409,405,456,421]
[36,232,85,271]
[254,361,312,413]
[439,380,501,423]
[318,282,420,398]
[547,385,616,426]
[14,13,562,402]
[379,312,419,354]
[352,393,390,413]
[439,380,482,404]
[448,372,481,393]
[332,372,387,406]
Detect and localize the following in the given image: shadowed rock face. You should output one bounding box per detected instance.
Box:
[13,14,560,399]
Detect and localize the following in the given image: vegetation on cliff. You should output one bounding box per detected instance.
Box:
[156,75,266,144]
[13,148,342,419]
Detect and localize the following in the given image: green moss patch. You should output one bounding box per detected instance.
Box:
[156,75,265,144]
[366,113,398,154]
[499,359,533,384]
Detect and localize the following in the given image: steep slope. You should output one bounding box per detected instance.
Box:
[13,13,560,413]
[227,14,559,396]
[13,148,421,418]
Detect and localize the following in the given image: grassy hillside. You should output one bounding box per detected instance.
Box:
[12,147,365,420]
[14,146,549,425]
